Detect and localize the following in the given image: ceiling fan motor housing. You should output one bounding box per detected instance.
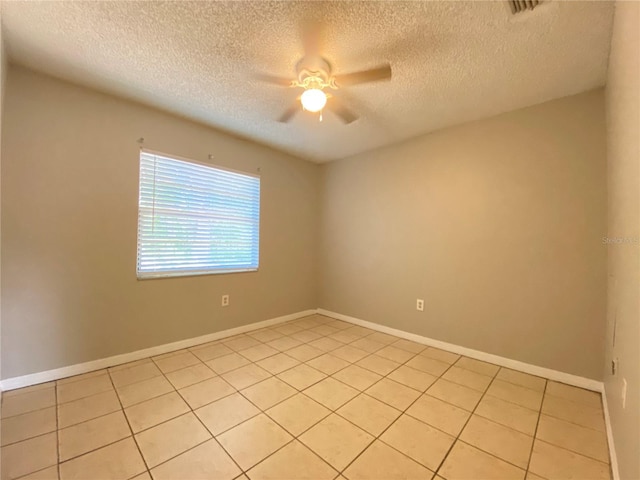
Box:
[296,55,332,84]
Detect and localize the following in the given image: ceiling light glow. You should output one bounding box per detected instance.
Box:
[300,88,327,113]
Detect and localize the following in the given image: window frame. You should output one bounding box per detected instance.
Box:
[136,148,261,280]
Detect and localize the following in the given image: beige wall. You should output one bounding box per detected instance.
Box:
[319,90,607,380]
[604,2,640,479]
[1,66,320,379]
[0,65,612,386]
[0,11,5,391]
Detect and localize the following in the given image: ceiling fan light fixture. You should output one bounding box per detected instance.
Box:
[300,88,327,112]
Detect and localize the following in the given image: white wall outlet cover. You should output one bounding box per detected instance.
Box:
[416,299,424,311]
[221,294,230,307]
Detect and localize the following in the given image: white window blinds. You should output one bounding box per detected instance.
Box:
[137,150,260,278]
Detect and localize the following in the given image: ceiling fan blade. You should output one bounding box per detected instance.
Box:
[254,73,294,87]
[301,21,323,57]
[278,104,300,123]
[333,64,392,87]
[326,98,358,124]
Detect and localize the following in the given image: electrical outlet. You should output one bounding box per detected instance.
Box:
[612,358,618,376]
[622,378,627,409]
[221,294,229,307]
[416,299,424,311]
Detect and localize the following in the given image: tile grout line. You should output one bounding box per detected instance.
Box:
[431,361,503,479]
[108,364,603,479]
[0,320,452,409]
[344,351,464,476]
[436,415,556,474]
[0,353,559,423]
[3,315,609,479]
[105,366,152,478]
[0,320,459,476]
[452,370,600,476]
[232,361,384,473]
[142,316,346,476]
[529,400,608,433]
[202,367,335,472]
[51,393,324,480]
[180,320,612,475]
[476,388,613,435]
[0,404,56,448]
[80,334,606,475]
[432,368,607,477]
[190,322,393,476]
[0,337,555,426]
[1,323,469,477]
[196,340,599,440]
[525,380,549,476]
[55,382,61,480]
[113,327,336,441]
[12,465,57,480]
[147,355,247,478]
[207,328,362,475]
[333,344,461,477]
[42,435,148,476]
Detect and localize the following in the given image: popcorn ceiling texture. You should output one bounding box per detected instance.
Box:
[1,1,614,162]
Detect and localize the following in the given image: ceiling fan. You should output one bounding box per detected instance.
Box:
[255,25,392,124]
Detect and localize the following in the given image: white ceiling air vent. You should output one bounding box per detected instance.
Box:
[508,0,541,15]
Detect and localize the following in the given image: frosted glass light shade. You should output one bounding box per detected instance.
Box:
[300,89,327,112]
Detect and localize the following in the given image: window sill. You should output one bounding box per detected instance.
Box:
[137,268,258,280]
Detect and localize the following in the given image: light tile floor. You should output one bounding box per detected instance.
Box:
[1,314,611,480]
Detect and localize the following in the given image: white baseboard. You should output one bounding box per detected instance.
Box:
[318,309,604,392]
[319,309,621,475]
[601,388,620,480]
[0,309,316,391]
[3,307,605,394]
[0,306,619,478]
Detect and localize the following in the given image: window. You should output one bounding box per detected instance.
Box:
[137,150,260,278]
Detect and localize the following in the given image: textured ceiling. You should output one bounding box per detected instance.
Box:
[1,1,614,162]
